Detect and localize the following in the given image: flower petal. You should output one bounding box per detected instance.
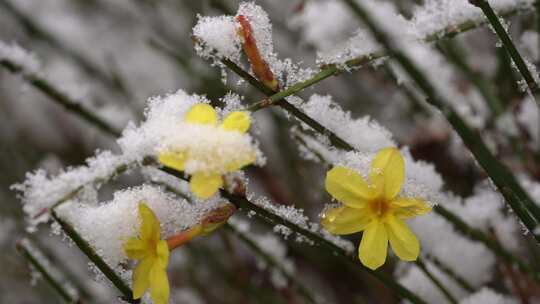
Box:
[190,173,223,199]
[359,220,388,270]
[158,151,187,171]
[369,147,404,200]
[139,202,161,242]
[185,104,218,125]
[224,153,256,173]
[149,264,170,304]
[155,240,170,269]
[222,111,251,133]
[124,237,148,260]
[391,197,432,219]
[321,206,371,235]
[385,215,420,261]
[325,166,375,208]
[132,256,154,299]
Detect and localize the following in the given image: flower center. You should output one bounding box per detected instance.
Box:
[368,199,390,218]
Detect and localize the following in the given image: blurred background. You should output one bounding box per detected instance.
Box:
[1,0,539,303]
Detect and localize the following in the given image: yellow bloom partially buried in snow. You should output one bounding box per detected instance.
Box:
[321,148,431,270]
[124,203,170,304]
[159,104,255,199]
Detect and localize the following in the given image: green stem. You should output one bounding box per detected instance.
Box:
[222,59,355,151]
[224,223,319,304]
[50,209,138,303]
[428,256,475,293]
[289,133,540,285]
[470,0,539,96]
[415,258,458,304]
[438,40,504,116]
[158,165,428,304]
[0,0,132,99]
[342,0,540,242]
[16,238,81,303]
[0,60,121,137]
[434,205,540,282]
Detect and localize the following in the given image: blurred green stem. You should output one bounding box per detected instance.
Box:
[0,59,121,137]
[16,238,81,304]
[438,40,504,117]
[428,256,475,293]
[50,209,137,303]
[224,223,318,304]
[470,0,539,97]
[342,0,540,242]
[415,258,458,304]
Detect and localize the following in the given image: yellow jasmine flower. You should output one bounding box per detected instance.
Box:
[123,203,236,303]
[124,203,170,304]
[321,148,431,270]
[159,104,255,199]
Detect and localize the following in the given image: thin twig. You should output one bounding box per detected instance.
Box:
[428,255,475,293]
[16,238,82,304]
[415,258,458,304]
[158,165,428,304]
[469,0,539,96]
[341,0,540,242]
[0,60,121,137]
[50,209,138,303]
[224,223,319,304]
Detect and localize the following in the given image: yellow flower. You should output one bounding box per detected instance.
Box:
[124,203,170,304]
[321,148,431,270]
[159,104,255,199]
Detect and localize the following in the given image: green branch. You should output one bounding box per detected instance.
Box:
[0,0,132,99]
[224,223,319,304]
[415,258,458,304]
[341,0,540,242]
[428,256,475,293]
[0,60,121,137]
[16,238,81,303]
[50,209,137,303]
[470,0,539,96]
[158,165,428,304]
[434,205,540,282]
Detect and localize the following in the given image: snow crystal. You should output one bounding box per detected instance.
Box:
[290,0,358,52]
[409,199,496,287]
[193,15,241,63]
[516,96,540,149]
[450,184,520,251]
[399,261,466,304]
[411,0,534,40]
[192,2,314,89]
[520,31,539,62]
[298,94,395,153]
[55,185,224,269]
[0,41,41,76]
[249,195,354,254]
[13,89,263,229]
[459,288,517,304]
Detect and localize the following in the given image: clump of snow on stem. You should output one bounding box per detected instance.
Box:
[460,288,517,304]
[55,185,223,269]
[192,2,314,88]
[13,90,262,229]
[299,94,395,153]
[0,41,41,76]
[193,15,241,63]
[411,0,534,40]
[247,194,354,254]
